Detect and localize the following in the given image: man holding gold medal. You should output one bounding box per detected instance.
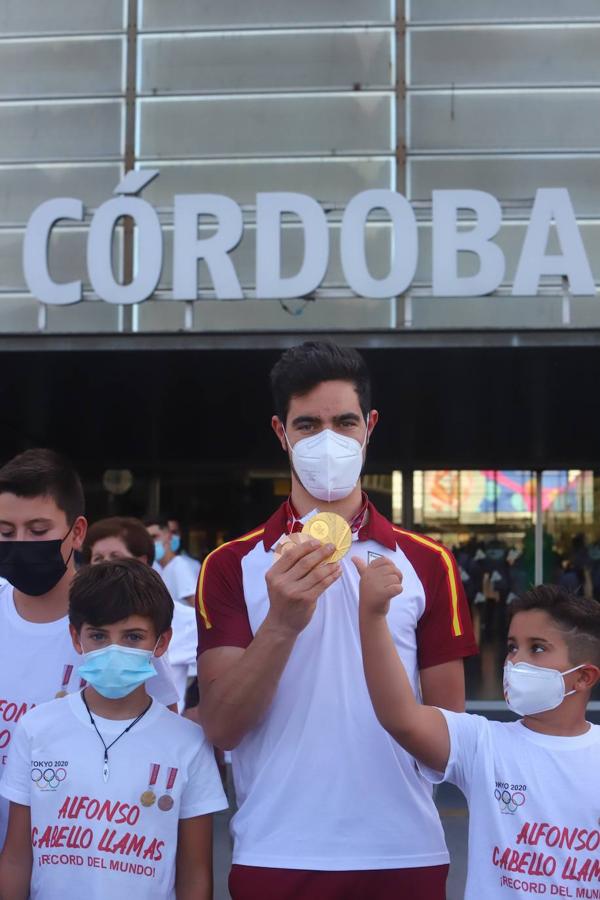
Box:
[197,341,477,900]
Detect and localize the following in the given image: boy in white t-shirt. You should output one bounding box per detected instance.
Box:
[0,557,227,900]
[0,450,180,851]
[356,556,600,900]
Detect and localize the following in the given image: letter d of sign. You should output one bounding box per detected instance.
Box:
[87,192,163,304]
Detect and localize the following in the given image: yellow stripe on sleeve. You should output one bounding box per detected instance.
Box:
[196,528,265,630]
[393,528,463,637]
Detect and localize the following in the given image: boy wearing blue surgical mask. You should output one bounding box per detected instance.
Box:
[0,559,227,899]
[357,564,600,900]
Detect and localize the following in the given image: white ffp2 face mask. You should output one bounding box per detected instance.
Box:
[285,426,368,503]
[503,660,583,716]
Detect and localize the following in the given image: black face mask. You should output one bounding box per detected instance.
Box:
[0,527,74,597]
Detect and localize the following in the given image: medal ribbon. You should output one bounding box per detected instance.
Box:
[149,763,160,787]
[165,767,178,791]
[61,664,74,689]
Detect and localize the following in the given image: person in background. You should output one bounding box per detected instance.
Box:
[83,516,155,566]
[83,516,180,712]
[146,516,198,712]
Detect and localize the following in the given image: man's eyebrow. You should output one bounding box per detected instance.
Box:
[0,518,53,527]
[291,415,322,427]
[333,412,362,422]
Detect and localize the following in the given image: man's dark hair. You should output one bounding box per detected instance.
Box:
[69,558,173,636]
[269,341,371,424]
[0,448,85,525]
[142,514,170,531]
[82,517,155,565]
[510,584,600,667]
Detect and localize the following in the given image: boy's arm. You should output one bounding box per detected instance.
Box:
[0,802,32,900]
[175,814,213,900]
[355,556,451,774]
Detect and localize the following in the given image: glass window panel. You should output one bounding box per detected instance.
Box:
[409,91,600,151]
[409,27,600,87]
[141,0,392,30]
[139,95,392,158]
[142,159,393,207]
[0,101,123,162]
[0,38,124,99]
[410,296,564,328]
[410,1,600,23]
[0,164,122,226]
[45,301,122,332]
[408,157,600,216]
[0,295,39,332]
[158,223,392,291]
[140,31,392,94]
[414,222,600,285]
[0,0,125,35]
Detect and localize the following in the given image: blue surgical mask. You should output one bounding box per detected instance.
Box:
[78,644,158,699]
[170,534,181,553]
[154,540,165,563]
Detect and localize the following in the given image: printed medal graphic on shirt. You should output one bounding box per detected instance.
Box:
[140,763,160,806]
[55,664,74,698]
[31,760,69,791]
[494,779,527,814]
[157,767,178,811]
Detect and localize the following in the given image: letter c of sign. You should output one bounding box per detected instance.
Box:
[23,198,84,304]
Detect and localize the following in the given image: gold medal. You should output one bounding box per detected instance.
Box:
[55,690,67,698]
[301,512,352,563]
[140,790,156,807]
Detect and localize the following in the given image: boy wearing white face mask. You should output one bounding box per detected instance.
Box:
[358,565,600,900]
[0,559,227,899]
[198,341,477,900]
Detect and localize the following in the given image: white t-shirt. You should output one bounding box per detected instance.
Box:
[422,710,600,899]
[0,691,227,899]
[0,582,179,850]
[153,557,198,669]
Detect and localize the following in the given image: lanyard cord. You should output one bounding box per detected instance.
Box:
[81,689,152,782]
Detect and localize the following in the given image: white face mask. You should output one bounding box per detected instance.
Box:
[503,660,584,716]
[284,425,368,503]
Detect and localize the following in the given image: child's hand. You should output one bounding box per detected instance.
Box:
[353,556,402,617]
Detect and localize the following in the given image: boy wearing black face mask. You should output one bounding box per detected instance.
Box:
[358,567,600,900]
[0,449,179,851]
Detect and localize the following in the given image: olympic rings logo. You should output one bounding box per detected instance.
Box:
[494,788,526,814]
[31,767,67,791]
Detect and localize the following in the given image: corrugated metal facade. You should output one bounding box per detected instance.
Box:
[0,1,598,336]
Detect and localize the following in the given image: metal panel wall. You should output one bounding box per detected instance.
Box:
[2,1,598,334]
[404,1,600,328]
